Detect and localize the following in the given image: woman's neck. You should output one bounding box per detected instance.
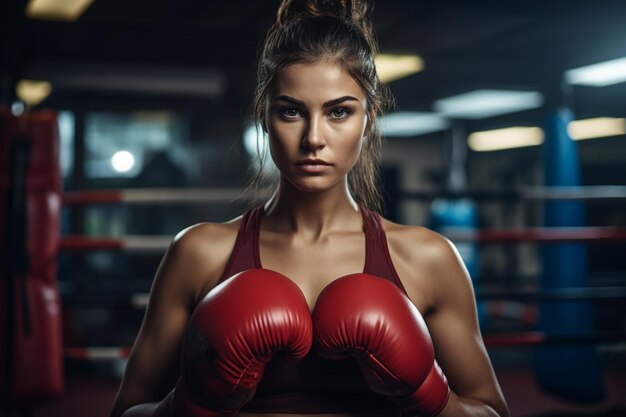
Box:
[262,178,361,240]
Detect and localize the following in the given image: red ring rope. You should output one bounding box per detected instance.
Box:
[58,228,626,252]
[62,331,626,360]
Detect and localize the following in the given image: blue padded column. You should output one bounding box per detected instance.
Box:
[534,107,604,402]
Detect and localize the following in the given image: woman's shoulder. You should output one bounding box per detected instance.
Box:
[163,216,245,296]
[379,216,470,291]
[379,217,453,264]
[171,216,243,258]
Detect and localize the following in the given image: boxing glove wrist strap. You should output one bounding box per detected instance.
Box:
[171,382,235,417]
[396,362,450,417]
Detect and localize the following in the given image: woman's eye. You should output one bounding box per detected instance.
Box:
[330,108,351,119]
[280,108,300,119]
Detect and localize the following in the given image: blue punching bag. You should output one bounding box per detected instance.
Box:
[534,108,604,402]
[430,199,483,325]
[429,124,485,327]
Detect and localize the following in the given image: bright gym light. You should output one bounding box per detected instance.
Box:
[565,57,626,87]
[569,117,626,140]
[434,89,544,120]
[243,123,277,174]
[111,151,135,173]
[379,111,449,137]
[16,79,52,106]
[374,54,424,83]
[26,0,95,21]
[468,127,544,152]
[243,124,269,159]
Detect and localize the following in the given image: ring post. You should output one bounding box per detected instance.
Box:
[535,106,605,402]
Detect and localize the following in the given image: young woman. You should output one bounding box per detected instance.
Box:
[109,1,509,416]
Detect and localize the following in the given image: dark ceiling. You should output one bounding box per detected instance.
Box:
[2,0,626,131]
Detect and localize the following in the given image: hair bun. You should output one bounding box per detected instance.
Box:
[276,0,372,30]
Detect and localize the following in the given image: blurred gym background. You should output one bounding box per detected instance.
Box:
[1,1,625,416]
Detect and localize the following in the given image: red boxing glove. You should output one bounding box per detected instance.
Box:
[172,269,313,417]
[313,273,450,417]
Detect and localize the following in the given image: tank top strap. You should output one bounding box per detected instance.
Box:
[361,207,408,295]
[217,205,263,283]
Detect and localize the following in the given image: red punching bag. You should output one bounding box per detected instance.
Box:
[0,108,64,406]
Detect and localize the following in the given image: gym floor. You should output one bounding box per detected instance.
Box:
[31,364,626,417]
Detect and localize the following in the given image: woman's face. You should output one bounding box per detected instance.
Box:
[265,60,368,193]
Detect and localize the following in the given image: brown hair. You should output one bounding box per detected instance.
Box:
[249,0,393,212]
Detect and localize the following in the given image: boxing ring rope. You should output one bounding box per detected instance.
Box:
[401,185,626,202]
[64,347,132,360]
[58,286,626,308]
[62,331,626,360]
[483,332,626,347]
[475,286,626,301]
[59,227,626,252]
[431,227,626,243]
[61,185,626,206]
[62,188,253,205]
[60,235,172,252]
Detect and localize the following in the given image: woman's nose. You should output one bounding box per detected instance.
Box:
[301,117,326,151]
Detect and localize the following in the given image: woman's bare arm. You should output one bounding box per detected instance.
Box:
[109,223,235,417]
[396,228,510,417]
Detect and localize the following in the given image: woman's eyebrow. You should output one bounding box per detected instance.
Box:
[273,95,360,108]
[273,95,305,107]
[323,96,360,108]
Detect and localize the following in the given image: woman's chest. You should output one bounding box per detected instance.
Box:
[257,234,434,314]
[259,236,365,308]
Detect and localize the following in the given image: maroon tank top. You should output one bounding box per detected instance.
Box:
[218,205,406,414]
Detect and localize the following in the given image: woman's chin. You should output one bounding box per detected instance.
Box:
[284,176,343,194]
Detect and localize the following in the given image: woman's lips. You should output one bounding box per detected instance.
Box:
[295,160,332,173]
